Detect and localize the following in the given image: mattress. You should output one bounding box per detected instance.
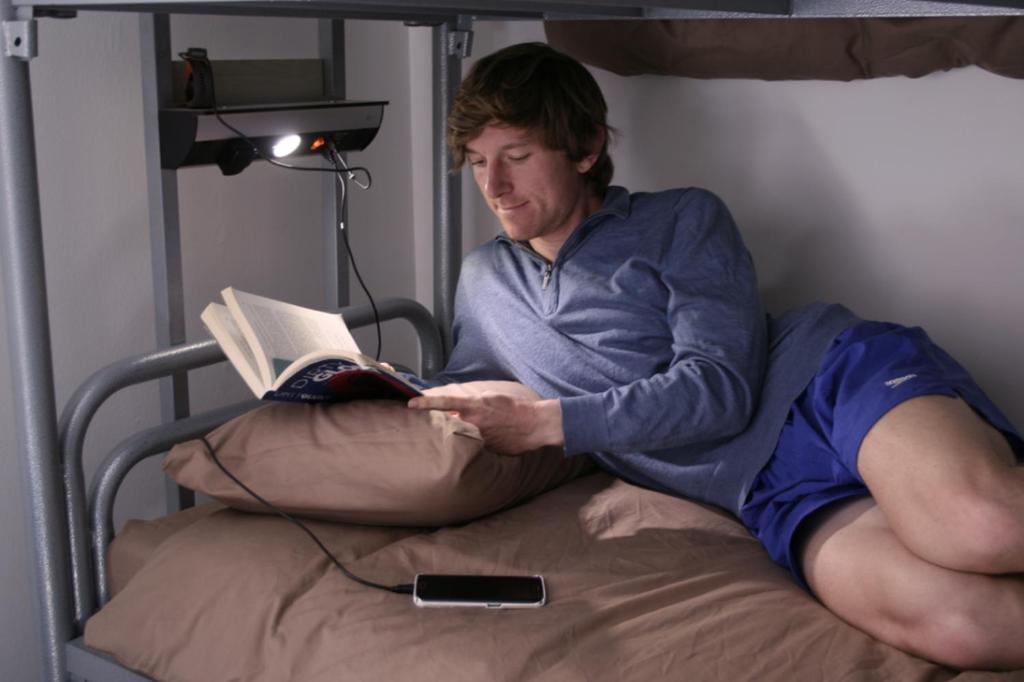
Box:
[88,473,1015,681]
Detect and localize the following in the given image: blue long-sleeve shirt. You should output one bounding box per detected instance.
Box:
[434,186,857,515]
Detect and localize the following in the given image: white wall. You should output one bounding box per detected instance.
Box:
[343,20,429,371]
[2,14,1022,682]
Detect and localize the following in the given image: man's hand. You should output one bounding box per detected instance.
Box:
[408,386,564,456]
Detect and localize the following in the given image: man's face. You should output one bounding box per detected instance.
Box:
[465,124,599,257]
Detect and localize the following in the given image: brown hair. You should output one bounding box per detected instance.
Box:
[448,42,614,194]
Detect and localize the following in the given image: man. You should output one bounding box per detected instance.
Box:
[407,42,1024,670]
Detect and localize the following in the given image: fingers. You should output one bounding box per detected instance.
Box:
[420,384,473,398]
[407,395,476,413]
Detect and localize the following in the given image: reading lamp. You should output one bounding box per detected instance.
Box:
[159,100,387,175]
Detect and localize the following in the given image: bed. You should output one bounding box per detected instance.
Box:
[88,473,1001,681]
[3,2,1024,681]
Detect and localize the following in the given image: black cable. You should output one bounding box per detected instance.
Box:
[327,146,383,362]
[199,436,413,595]
[337,207,383,362]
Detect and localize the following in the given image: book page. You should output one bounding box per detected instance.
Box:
[200,303,265,396]
[223,288,361,384]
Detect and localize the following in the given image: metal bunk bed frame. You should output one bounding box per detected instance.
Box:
[2,1,1023,680]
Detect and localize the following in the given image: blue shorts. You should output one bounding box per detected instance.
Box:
[739,321,1024,591]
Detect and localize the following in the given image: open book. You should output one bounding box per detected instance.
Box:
[201,287,422,403]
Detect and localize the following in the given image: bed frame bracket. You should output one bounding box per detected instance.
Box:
[447,26,473,59]
[3,16,37,60]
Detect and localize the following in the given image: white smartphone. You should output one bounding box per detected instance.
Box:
[412,574,546,609]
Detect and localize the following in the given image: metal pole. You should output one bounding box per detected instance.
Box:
[432,16,471,358]
[138,14,194,513]
[319,18,349,310]
[0,5,72,681]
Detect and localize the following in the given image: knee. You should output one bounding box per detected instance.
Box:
[893,575,1024,671]
[941,493,1024,573]
[913,602,1024,670]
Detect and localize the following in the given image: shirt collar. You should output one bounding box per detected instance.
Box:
[592,185,631,221]
[558,185,630,253]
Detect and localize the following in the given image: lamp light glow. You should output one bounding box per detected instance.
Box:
[272,134,302,158]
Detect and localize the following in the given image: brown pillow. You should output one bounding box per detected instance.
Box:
[163,382,593,526]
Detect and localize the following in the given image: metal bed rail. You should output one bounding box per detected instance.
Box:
[59,296,442,633]
[14,0,1024,19]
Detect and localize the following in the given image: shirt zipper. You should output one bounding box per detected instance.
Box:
[503,239,554,291]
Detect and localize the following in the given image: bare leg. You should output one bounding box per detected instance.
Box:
[857,395,1024,574]
[802,497,1024,670]
[799,395,1024,669]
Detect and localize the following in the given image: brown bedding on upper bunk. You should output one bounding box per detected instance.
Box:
[86,472,1017,681]
[545,18,1024,81]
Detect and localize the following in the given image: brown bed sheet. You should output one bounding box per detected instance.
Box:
[91,473,1021,681]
